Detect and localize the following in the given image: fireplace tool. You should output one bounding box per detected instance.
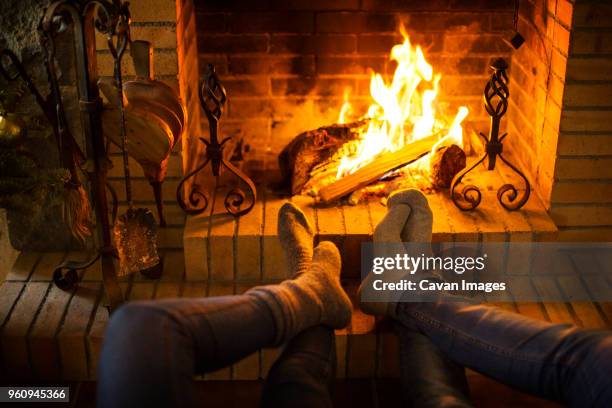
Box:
[450,58,531,211]
[32,0,141,312]
[107,15,161,277]
[176,64,256,217]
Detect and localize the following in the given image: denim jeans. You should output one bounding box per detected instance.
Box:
[396,298,612,407]
[397,327,473,408]
[97,295,335,408]
[98,294,612,407]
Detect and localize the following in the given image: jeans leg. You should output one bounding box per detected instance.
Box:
[261,325,335,408]
[397,325,473,408]
[396,300,612,407]
[97,295,276,408]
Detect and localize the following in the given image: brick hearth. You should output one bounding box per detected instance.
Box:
[183,163,557,281]
[2,244,610,382]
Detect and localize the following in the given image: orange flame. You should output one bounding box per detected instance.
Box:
[336,27,468,179]
[338,88,353,125]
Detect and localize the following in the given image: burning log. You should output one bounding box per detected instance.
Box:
[318,134,439,203]
[429,144,466,189]
[278,120,368,195]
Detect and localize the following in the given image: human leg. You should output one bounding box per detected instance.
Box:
[396,299,612,407]
[98,204,351,408]
[397,326,473,408]
[261,325,336,408]
[97,294,276,408]
[359,189,612,407]
[359,189,472,407]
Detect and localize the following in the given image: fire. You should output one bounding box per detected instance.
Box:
[336,27,468,179]
[338,89,353,125]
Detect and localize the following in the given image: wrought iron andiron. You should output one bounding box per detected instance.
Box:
[450,58,530,211]
[176,64,256,217]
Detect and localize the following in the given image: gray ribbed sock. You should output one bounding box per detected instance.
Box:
[374,200,412,244]
[359,189,434,318]
[247,241,352,345]
[278,202,315,278]
[389,189,433,244]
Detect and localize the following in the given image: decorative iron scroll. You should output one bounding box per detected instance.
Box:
[176,64,257,217]
[450,58,531,212]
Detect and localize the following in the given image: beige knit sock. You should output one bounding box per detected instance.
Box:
[247,241,352,344]
[373,199,412,243]
[389,189,433,244]
[359,189,434,318]
[278,202,315,278]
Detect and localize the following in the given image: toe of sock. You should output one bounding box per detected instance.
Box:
[278,202,315,236]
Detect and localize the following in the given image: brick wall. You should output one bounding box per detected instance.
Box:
[176,0,206,208]
[506,0,612,241]
[505,0,571,210]
[550,0,612,241]
[195,0,516,170]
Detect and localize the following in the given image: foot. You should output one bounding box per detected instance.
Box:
[359,189,434,318]
[295,241,352,329]
[373,197,412,243]
[245,241,351,344]
[278,202,315,278]
[388,189,433,243]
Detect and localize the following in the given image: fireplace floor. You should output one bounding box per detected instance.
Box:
[1,249,610,383]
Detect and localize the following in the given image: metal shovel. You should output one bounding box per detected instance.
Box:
[107,22,160,276]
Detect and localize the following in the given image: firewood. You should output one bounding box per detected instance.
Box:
[429,144,466,189]
[278,120,368,194]
[318,135,439,203]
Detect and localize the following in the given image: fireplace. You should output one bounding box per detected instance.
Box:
[1,2,607,257]
[174,0,577,281]
[1,0,611,387]
[79,0,610,260]
[193,1,517,179]
[16,0,585,281]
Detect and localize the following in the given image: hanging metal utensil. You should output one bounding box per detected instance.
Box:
[127,40,185,227]
[108,16,160,276]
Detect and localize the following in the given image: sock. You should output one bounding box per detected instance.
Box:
[278,202,315,278]
[388,189,433,244]
[373,201,412,243]
[247,241,352,345]
[359,189,434,318]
